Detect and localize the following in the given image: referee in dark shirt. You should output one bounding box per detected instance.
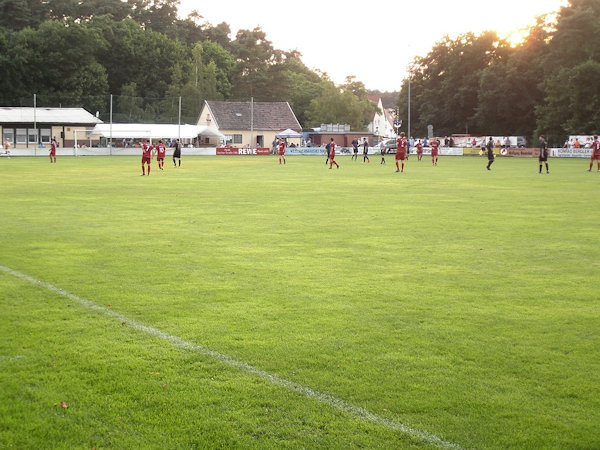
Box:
[538,135,549,174]
[486,137,494,170]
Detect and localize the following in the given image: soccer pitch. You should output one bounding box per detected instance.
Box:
[1,155,599,448]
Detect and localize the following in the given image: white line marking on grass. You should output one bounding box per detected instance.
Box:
[1,265,463,449]
[0,355,26,362]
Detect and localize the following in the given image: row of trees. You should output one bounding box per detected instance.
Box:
[396,0,600,146]
[1,0,597,144]
[0,0,379,129]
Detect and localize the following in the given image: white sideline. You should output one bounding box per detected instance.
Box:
[1,265,463,449]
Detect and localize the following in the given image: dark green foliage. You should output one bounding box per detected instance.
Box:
[397,0,600,144]
[0,0,381,129]
[4,0,598,134]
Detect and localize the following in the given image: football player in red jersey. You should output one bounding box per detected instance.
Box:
[278,138,286,165]
[416,139,423,161]
[155,140,166,170]
[328,138,339,169]
[430,139,440,166]
[141,139,154,176]
[395,132,408,173]
[588,135,600,172]
[49,138,57,163]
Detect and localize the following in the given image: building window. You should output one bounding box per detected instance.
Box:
[16,128,26,144]
[40,129,51,144]
[3,129,14,144]
[224,134,242,145]
[28,129,38,144]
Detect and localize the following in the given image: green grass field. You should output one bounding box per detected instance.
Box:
[1,154,599,449]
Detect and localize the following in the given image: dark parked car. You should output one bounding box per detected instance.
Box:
[380,138,397,153]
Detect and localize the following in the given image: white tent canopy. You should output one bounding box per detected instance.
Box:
[91,123,224,140]
[276,128,302,139]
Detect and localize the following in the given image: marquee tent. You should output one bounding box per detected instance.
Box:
[275,128,302,139]
[91,123,224,140]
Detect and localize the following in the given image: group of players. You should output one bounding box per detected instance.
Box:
[275,133,439,172]
[139,139,182,176]
[133,133,600,175]
[274,133,600,173]
[389,132,439,173]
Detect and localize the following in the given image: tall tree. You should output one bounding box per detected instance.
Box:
[474,18,550,139]
[544,0,600,69]
[200,40,234,99]
[230,27,281,100]
[278,51,324,126]
[115,81,145,122]
[90,17,186,98]
[535,0,600,143]
[398,31,510,137]
[2,19,108,111]
[128,0,179,34]
[0,0,48,30]
[305,79,376,130]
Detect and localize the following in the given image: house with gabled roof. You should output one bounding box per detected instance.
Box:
[367,97,396,142]
[197,100,302,148]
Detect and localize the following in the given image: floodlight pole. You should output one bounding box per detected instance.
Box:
[33,94,37,149]
[407,70,411,143]
[109,94,113,155]
[250,96,254,147]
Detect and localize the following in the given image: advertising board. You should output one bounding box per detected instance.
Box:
[550,148,592,158]
[216,147,270,155]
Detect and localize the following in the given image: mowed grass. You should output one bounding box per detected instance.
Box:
[0,154,599,449]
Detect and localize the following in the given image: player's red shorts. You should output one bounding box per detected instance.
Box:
[142,156,151,164]
[592,152,600,160]
[416,149,423,155]
[431,150,439,157]
[395,151,406,160]
[157,156,164,161]
[278,150,285,156]
[49,150,56,155]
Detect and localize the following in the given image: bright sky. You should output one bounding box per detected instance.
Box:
[178,0,568,92]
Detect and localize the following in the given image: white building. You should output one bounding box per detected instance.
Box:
[0,107,102,149]
[367,97,395,142]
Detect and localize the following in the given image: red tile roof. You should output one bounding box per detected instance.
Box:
[204,101,301,131]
